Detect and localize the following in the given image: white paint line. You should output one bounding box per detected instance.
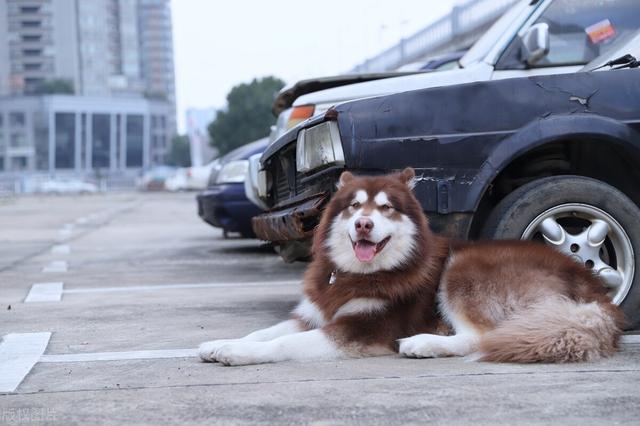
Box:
[24,282,64,303]
[621,334,640,344]
[64,280,301,294]
[0,333,51,393]
[51,244,70,255]
[40,348,197,363]
[56,229,72,242]
[42,260,68,273]
[163,257,285,266]
[36,336,640,364]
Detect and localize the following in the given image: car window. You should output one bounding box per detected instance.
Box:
[582,30,640,71]
[497,0,639,69]
[459,0,531,68]
[435,60,460,71]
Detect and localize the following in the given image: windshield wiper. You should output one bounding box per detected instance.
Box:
[592,54,639,71]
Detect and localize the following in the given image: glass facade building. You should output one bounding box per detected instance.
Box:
[0,95,170,173]
[0,0,176,180]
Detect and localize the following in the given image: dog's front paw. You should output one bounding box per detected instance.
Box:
[198,339,237,362]
[216,341,267,366]
[398,335,440,358]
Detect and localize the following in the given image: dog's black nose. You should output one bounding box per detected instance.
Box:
[355,217,374,234]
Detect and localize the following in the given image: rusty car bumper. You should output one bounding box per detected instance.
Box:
[251,194,328,243]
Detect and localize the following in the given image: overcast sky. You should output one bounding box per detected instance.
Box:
[171,1,459,132]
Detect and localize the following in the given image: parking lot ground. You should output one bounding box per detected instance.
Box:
[1,192,640,425]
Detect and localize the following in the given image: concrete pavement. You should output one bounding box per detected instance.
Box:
[1,192,639,425]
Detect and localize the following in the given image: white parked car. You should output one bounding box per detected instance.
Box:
[186,161,219,190]
[165,161,219,191]
[137,165,177,191]
[39,179,98,194]
[164,167,189,192]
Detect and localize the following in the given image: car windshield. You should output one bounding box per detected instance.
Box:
[459,0,532,67]
[530,0,640,67]
[581,29,640,71]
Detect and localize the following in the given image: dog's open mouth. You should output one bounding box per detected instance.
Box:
[352,237,391,262]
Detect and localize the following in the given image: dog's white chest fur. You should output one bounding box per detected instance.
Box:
[333,298,387,319]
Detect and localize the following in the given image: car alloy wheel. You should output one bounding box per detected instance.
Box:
[521,203,634,305]
[481,175,640,327]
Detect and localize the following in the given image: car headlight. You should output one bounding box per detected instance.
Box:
[296,121,345,173]
[257,169,268,198]
[207,160,222,186]
[246,154,269,199]
[216,160,249,184]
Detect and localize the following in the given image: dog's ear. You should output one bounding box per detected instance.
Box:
[398,167,416,190]
[337,171,354,189]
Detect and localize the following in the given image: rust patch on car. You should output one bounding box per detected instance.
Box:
[252,194,328,242]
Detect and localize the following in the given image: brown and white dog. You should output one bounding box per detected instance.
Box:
[199,168,625,365]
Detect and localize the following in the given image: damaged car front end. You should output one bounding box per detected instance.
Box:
[253,66,640,262]
[252,115,346,261]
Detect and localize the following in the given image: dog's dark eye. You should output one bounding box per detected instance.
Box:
[381,204,393,210]
[351,201,361,209]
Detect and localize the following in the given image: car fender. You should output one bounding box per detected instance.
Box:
[466,114,640,212]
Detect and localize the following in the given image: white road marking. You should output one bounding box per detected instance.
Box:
[21,280,299,303]
[3,334,636,386]
[24,282,64,303]
[64,280,300,294]
[0,333,51,393]
[40,348,197,363]
[51,244,70,255]
[621,335,640,345]
[150,257,288,267]
[42,261,68,273]
[32,336,640,364]
[56,230,72,241]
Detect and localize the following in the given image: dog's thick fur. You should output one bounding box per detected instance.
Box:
[199,168,625,365]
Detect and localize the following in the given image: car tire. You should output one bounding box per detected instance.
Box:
[482,175,640,328]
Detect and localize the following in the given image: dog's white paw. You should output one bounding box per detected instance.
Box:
[398,335,442,358]
[215,341,267,366]
[198,339,238,362]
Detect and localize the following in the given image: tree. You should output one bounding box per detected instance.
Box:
[208,76,284,155]
[167,135,191,167]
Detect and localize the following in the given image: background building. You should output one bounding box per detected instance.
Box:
[139,0,177,133]
[0,0,176,184]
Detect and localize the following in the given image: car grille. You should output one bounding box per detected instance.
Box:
[268,143,339,207]
[271,145,297,203]
[274,163,291,199]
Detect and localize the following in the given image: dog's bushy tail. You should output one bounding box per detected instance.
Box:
[478,298,624,363]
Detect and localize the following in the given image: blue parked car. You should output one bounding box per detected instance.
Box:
[197,138,269,238]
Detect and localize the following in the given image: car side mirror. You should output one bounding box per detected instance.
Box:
[520,23,550,66]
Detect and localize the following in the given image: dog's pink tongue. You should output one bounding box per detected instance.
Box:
[354,240,376,262]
